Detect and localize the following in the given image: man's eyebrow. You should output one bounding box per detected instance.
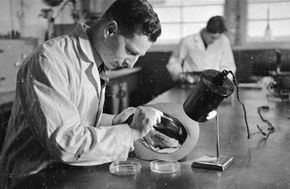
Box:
[126,46,142,56]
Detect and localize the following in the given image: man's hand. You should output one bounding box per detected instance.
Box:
[112,107,136,125]
[178,72,200,84]
[130,106,163,140]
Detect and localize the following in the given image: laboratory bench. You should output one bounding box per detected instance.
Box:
[13,85,290,189]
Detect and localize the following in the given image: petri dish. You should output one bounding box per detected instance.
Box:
[150,160,180,174]
[109,160,142,176]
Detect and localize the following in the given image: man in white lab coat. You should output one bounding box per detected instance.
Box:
[0,0,162,188]
[166,16,236,84]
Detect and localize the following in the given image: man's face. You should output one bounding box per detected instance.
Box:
[203,31,222,46]
[101,33,153,70]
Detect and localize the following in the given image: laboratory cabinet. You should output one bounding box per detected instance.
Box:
[104,67,142,114]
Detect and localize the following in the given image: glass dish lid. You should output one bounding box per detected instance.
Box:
[109,160,142,176]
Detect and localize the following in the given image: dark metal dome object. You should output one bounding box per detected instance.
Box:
[183,69,234,122]
[42,0,63,7]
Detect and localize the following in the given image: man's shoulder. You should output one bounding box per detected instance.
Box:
[219,34,231,43]
[42,35,72,50]
[182,33,198,41]
[39,34,78,60]
[211,34,231,48]
[180,33,198,45]
[178,33,201,49]
[35,36,76,68]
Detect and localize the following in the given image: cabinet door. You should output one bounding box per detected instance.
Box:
[0,39,37,92]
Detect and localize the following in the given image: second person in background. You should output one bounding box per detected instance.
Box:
[166,16,236,84]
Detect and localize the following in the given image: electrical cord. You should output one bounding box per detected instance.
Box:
[229,71,275,139]
[229,71,251,139]
[257,106,275,139]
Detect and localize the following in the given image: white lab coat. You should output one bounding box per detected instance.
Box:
[0,23,135,188]
[166,31,236,81]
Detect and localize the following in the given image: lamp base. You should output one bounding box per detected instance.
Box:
[192,154,234,171]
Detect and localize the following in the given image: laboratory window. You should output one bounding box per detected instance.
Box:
[149,0,225,44]
[247,0,290,42]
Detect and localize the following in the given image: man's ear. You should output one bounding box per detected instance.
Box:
[104,21,118,38]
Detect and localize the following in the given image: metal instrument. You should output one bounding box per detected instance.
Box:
[183,69,234,122]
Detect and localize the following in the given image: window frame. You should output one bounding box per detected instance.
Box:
[247,0,290,42]
[150,0,225,45]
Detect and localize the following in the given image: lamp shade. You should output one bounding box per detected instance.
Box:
[183,69,234,122]
[42,0,63,7]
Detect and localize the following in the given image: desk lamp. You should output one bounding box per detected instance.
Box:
[183,69,234,171]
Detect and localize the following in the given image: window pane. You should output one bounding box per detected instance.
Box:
[149,0,182,6]
[182,23,204,37]
[182,0,224,6]
[248,21,268,37]
[159,24,182,40]
[248,0,290,4]
[150,0,225,43]
[248,2,290,19]
[270,2,290,19]
[248,20,290,37]
[248,4,268,19]
[154,7,181,22]
[183,6,224,22]
[150,0,224,6]
[248,1,290,41]
[270,20,290,36]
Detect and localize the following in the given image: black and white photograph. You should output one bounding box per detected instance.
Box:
[0,0,290,188]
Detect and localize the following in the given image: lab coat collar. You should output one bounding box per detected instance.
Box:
[196,29,206,51]
[74,23,102,68]
[73,23,108,97]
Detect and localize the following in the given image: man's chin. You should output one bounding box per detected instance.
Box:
[112,67,123,70]
[104,63,117,70]
[107,62,121,70]
[113,63,127,70]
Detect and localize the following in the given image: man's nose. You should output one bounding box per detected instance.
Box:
[123,56,139,68]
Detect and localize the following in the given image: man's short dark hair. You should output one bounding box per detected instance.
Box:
[206,16,227,34]
[102,0,161,42]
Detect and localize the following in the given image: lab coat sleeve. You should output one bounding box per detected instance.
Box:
[99,113,115,126]
[20,51,135,166]
[220,37,236,74]
[166,39,188,81]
